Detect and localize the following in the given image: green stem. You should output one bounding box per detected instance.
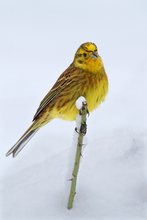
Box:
[67,101,88,209]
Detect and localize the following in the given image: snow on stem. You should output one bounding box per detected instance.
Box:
[67,99,88,209]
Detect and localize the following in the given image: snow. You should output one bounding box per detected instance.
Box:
[1,133,147,220]
[0,0,147,219]
[75,96,86,110]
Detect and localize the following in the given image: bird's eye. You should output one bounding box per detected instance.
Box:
[83,53,87,57]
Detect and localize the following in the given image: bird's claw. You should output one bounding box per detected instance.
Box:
[75,122,87,136]
[80,122,87,135]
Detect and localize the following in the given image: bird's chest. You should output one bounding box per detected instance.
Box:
[84,73,108,112]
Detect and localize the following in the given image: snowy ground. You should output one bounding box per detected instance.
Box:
[0,0,147,219]
[1,130,147,220]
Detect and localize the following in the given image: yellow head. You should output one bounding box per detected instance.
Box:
[73,42,103,73]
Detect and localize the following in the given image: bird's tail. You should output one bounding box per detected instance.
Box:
[6,123,39,158]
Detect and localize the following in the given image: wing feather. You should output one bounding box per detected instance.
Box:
[33,64,78,121]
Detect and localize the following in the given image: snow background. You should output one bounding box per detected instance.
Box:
[0,0,147,219]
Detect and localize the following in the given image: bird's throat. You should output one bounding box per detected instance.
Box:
[74,56,104,74]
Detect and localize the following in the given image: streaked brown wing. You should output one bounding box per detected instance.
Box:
[33,63,78,121]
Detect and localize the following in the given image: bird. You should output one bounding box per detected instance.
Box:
[6,42,108,158]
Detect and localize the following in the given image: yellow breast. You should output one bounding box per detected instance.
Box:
[51,56,108,121]
[77,56,109,112]
[84,71,108,112]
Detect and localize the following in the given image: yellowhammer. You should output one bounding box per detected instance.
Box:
[6,42,108,157]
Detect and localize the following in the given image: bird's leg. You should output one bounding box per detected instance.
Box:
[75,122,87,135]
[79,102,88,135]
[79,122,87,135]
[75,101,88,135]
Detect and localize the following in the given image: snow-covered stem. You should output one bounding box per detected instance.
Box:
[67,101,88,209]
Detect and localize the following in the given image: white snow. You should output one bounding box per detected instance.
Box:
[75,96,86,110]
[0,0,147,219]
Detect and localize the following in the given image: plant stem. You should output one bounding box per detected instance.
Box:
[67,101,88,209]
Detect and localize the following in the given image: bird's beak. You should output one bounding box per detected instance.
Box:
[91,51,98,58]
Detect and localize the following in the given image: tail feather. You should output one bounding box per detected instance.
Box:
[6,124,39,158]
